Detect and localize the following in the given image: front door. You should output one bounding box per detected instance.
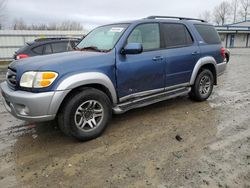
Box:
[116,23,165,100]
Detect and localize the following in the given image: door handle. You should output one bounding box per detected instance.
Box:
[192,51,200,55]
[152,56,163,61]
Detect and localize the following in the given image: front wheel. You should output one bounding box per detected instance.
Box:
[189,69,214,101]
[58,88,112,141]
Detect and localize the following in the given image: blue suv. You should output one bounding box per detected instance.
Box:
[0,16,227,141]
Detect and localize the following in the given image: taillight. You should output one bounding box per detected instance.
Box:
[16,54,29,60]
[221,47,226,59]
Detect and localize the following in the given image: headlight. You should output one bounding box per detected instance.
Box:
[20,71,58,88]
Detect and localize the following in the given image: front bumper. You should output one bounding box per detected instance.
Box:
[0,82,68,122]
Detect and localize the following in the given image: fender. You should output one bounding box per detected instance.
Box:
[55,72,118,104]
[190,56,217,85]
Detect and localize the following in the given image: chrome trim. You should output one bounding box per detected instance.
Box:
[190,56,217,85]
[113,87,191,114]
[55,72,118,104]
[119,83,190,103]
[119,88,164,102]
[165,82,190,91]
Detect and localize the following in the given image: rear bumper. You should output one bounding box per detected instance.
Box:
[0,82,68,122]
[217,61,227,76]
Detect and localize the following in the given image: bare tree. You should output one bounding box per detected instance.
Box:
[12,18,28,30]
[231,0,239,23]
[0,0,6,29]
[57,20,83,31]
[12,19,84,31]
[239,0,250,21]
[199,11,211,22]
[213,1,231,25]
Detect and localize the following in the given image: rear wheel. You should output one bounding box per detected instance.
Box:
[189,69,214,101]
[58,88,112,141]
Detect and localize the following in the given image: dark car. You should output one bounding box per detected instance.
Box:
[14,37,81,60]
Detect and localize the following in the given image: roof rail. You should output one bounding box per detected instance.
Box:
[146,16,206,22]
[34,37,80,42]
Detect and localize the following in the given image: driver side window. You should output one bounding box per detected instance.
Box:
[127,23,160,51]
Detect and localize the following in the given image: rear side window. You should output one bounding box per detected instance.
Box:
[32,45,44,54]
[194,24,221,44]
[127,23,160,51]
[51,42,71,53]
[161,23,193,48]
[44,44,52,54]
[16,44,30,54]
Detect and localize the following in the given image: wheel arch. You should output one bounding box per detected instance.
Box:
[49,72,117,116]
[190,56,217,85]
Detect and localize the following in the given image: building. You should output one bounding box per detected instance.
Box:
[216,20,250,48]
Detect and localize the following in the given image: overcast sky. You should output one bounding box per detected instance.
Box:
[6,0,227,30]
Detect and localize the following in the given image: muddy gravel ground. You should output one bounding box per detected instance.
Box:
[0,49,249,188]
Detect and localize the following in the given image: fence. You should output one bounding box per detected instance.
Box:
[0,30,86,60]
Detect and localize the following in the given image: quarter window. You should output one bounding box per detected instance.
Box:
[51,42,69,53]
[44,44,52,54]
[194,24,221,44]
[32,45,44,54]
[161,23,193,48]
[127,23,160,51]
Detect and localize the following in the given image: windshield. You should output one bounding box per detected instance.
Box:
[76,24,129,52]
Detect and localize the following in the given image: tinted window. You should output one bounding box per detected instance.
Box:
[161,23,193,48]
[16,44,30,54]
[32,45,44,54]
[127,23,160,51]
[51,42,69,53]
[194,24,221,44]
[44,44,52,54]
[71,41,78,48]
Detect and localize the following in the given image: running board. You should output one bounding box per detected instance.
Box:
[113,87,191,114]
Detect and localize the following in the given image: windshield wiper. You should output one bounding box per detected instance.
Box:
[79,46,111,53]
[80,46,102,52]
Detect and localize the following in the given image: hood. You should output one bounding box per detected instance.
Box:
[9,50,116,82]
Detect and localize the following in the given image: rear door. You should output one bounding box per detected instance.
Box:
[160,23,200,87]
[193,24,224,64]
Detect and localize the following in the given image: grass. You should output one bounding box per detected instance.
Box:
[0,61,11,66]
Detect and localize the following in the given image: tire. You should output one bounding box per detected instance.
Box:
[189,69,214,101]
[58,88,112,141]
[226,54,229,63]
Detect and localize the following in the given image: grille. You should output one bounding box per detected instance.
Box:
[6,68,17,89]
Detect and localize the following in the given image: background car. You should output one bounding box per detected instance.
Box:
[14,37,82,60]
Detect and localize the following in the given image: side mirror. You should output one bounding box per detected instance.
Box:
[121,43,143,55]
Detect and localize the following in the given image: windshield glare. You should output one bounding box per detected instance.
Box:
[77,24,129,51]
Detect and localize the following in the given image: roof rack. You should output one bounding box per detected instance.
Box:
[146,16,206,22]
[34,37,80,42]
